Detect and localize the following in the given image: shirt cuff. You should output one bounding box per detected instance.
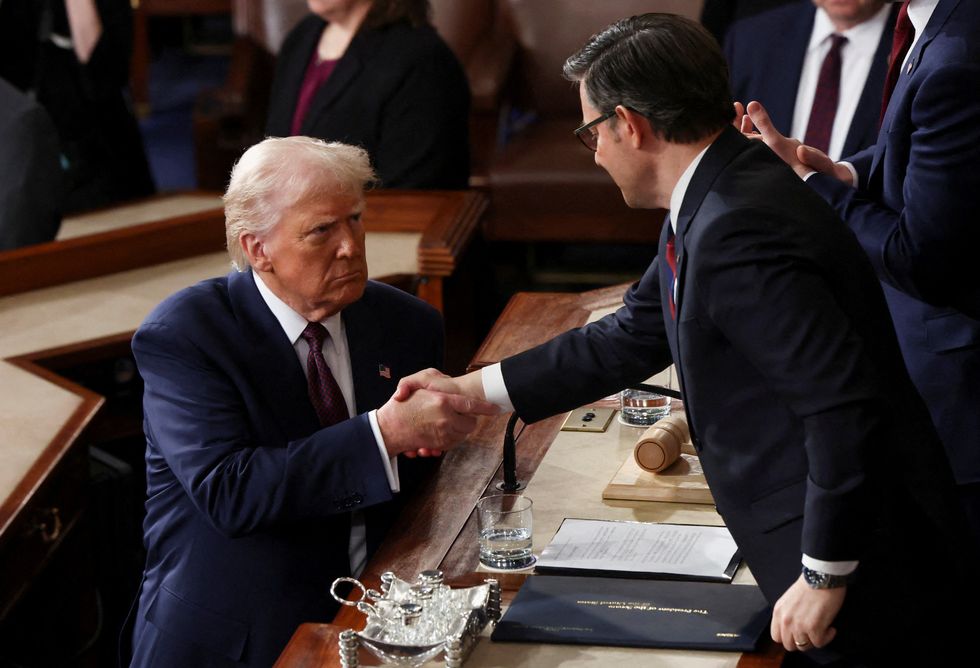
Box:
[802,554,858,576]
[481,363,515,412]
[368,409,400,493]
[801,162,858,188]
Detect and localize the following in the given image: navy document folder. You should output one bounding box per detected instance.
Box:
[491,575,770,652]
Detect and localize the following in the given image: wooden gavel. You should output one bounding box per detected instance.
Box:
[633,415,691,473]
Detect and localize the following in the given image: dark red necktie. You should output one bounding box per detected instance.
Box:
[664,223,678,320]
[881,0,914,123]
[804,34,848,154]
[300,322,350,427]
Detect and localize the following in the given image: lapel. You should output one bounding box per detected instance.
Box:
[300,26,382,136]
[228,270,322,439]
[870,0,959,178]
[670,126,748,321]
[342,284,396,413]
[769,5,816,134]
[842,2,900,157]
[276,17,326,131]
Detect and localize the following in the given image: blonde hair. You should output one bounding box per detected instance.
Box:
[223,136,376,270]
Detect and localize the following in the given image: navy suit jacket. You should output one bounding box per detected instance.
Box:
[501,127,974,661]
[808,0,980,485]
[725,1,897,158]
[129,273,443,667]
[266,16,470,190]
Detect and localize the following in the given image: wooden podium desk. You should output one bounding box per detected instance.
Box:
[274,286,782,667]
[0,189,485,621]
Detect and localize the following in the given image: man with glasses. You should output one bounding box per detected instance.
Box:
[397,12,976,666]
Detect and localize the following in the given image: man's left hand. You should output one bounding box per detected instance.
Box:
[745,101,853,184]
[770,574,845,653]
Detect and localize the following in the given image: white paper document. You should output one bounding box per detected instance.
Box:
[536,519,740,581]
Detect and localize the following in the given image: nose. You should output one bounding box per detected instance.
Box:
[335,222,363,259]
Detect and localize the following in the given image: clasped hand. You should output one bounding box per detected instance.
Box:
[376,369,498,458]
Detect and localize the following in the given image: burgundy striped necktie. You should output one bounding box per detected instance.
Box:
[804,34,848,154]
[300,322,350,427]
[881,0,914,123]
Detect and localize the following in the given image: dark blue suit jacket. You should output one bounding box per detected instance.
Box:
[129,272,443,667]
[501,127,974,662]
[808,0,980,485]
[725,1,897,158]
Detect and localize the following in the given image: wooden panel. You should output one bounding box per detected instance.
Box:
[0,208,226,297]
[468,283,627,371]
[0,355,103,619]
[0,190,486,306]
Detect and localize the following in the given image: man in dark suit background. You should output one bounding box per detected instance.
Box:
[726,0,897,160]
[128,136,495,667]
[747,0,980,547]
[0,77,64,250]
[397,13,975,666]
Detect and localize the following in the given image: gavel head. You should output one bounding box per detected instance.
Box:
[632,416,690,473]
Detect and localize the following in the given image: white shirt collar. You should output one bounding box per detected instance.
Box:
[251,270,344,346]
[808,3,892,53]
[808,6,839,51]
[668,144,711,230]
[907,0,940,37]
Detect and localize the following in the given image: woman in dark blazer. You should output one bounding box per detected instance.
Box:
[266,0,470,189]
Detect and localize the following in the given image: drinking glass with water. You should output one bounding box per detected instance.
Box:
[619,387,672,426]
[476,494,534,569]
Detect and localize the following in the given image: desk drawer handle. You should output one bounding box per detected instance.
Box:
[33,507,62,544]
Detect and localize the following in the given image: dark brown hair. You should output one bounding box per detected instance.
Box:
[564,13,735,144]
[364,0,431,29]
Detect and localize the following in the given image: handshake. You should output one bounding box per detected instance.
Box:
[375,368,500,459]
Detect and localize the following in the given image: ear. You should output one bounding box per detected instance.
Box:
[615,105,656,149]
[240,232,273,272]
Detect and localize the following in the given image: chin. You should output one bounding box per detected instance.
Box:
[620,190,640,209]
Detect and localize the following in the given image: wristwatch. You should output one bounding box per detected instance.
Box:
[801,566,854,589]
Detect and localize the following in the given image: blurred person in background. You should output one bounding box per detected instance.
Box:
[726,0,897,161]
[0,78,65,250]
[0,0,155,214]
[266,0,470,189]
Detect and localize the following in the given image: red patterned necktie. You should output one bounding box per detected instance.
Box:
[880,0,914,123]
[664,223,678,320]
[804,34,848,155]
[300,322,350,427]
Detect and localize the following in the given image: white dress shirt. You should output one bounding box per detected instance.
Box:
[484,138,855,575]
[903,0,940,66]
[790,3,892,161]
[252,271,398,577]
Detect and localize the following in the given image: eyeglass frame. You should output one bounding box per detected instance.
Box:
[573,109,617,151]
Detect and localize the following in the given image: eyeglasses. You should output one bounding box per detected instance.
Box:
[573,110,617,151]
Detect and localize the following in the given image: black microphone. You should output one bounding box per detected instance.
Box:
[497,412,524,492]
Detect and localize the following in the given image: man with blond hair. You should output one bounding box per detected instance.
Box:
[127,136,495,667]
